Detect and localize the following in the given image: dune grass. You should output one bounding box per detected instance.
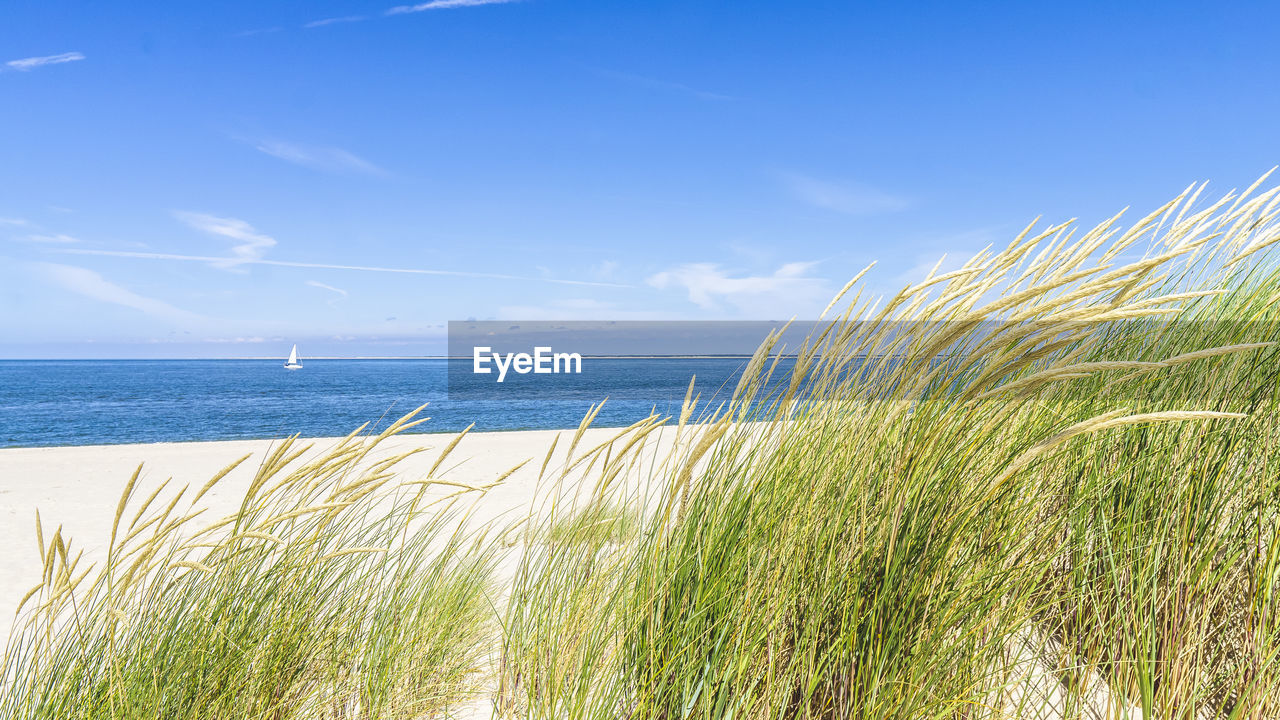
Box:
[4,177,1280,718]
[538,500,639,548]
[497,177,1280,719]
[1,414,506,719]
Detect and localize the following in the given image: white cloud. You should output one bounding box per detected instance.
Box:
[304,15,367,28]
[307,280,349,307]
[21,233,80,244]
[782,173,908,215]
[37,263,200,323]
[387,0,518,14]
[173,211,276,269]
[5,52,85,72]
[306,280,348,296]
[253,140,383,175]
[2,220,80,244]
[648,261,831,315]
[60,248,634,288]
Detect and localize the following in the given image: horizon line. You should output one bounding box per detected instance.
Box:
[0,354,769,361]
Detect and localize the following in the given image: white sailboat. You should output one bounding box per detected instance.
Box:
[284,344,303,369]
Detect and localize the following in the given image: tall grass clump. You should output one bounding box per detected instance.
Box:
[499,176,1280,719]
[498,410,669,719]
[1,409,506,719]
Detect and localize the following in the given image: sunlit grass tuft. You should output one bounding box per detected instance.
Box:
[2,412,504,719]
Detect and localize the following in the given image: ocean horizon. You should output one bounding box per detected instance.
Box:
[0,358,770,448]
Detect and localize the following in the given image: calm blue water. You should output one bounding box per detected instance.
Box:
[0,359,769,448]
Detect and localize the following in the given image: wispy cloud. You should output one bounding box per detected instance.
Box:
[886,226,1005,290]
[386,0,518,15]
[173,212,276,268]
[37,263,201,322]
[590,260,620,280]
[5,52,85,72]
[59,248,634,288]
[306,280,348,296]
[594,69,733,101]
[304,15,367,28]
[0,217,29,226]
[782,173,908,215]
[253,140,383,175]
[307,280,349,308]
[648,261,830,315]
[21,233,80,244]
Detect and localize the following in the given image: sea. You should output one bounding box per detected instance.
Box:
[0,359,777,448]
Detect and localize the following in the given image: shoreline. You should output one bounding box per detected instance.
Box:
[0,355,765,361]
[0,423,633,451]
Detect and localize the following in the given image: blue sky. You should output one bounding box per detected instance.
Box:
[2,0,1278,357]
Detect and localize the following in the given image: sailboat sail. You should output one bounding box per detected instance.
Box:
[285,344,302,368]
